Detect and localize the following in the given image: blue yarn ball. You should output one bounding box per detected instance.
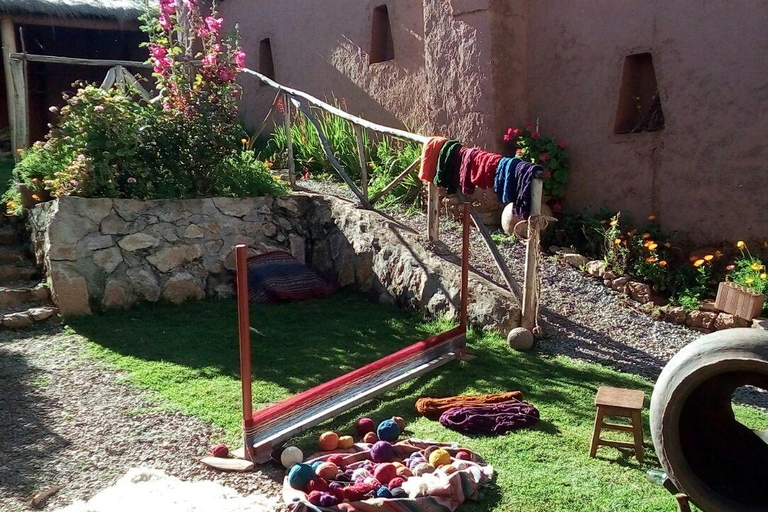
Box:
[376,486,393,499]
[288,463,315,491]
[311,461,323,470]
[376,419,401,442]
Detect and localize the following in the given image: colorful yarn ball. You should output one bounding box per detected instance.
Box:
[391,487,408,499]
[376,419,401,442]
[338,435,355,449]
[352,468,372,481]
[210,443,229,458]
[412,462,435,476]
[373,463,397,486]
[428,449,452,468]
[343,483,370,502]
[363,431,378,444]
[318,431,340,451]
[455,449,473,461]
[328,454,346,467]
[356,417,376,436]
[328,482,345,500]
[319,493,339,507]
[392,416,406,431]
[396,466,413,478]
[307,477,329,493]
[370,441,396,463]
[376,486,393,499]
[307,490,323,505]
[280,446,304,468]
[311,461,323,470]
[388,477,406,490]
[316,462,338,480]
[288,463,315,491]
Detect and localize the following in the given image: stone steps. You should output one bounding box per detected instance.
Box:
[1,305,59,329]
[0,225,18,245]
[0,263,39,283]
[0,246,31,264]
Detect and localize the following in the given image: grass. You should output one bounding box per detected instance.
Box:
[68,292,768,512]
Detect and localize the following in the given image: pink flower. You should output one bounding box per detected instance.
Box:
[159,14,172,31]
[525,123,534,130]
[512,128,521,136]
[557,141,567,149]
[233,50,246,70]
[205,16,223,33]
[70,179,79,187]
[202,53,218,68]
[552,202,563,213]
[127,177,137,184]
[542,168,553,179]
[150,45,167,60]
[503,134,511,142]
[531,131,541,139]
[218,67,237,82]
[539,153,550,163]
[94,105,105,112]
[515,148,524,156]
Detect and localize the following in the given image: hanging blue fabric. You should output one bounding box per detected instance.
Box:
[493,157,521,204]
[493,157,541,219]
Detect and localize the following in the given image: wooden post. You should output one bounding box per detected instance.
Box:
[283,92,296,188]
[8,56,28,157]
[1,18,19,157]
[235,245,254,460]
[427,182,439,242]
[460,202,470,330]
[522,179,544,332]
[354,124,368,200]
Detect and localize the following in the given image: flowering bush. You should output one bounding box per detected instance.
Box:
[503,124,570,201]
[729,242,767,309]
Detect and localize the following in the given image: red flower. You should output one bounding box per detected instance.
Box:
[515,148,524,155]
[525,123,534,130]
[542,168,552,179]
[531,131,541,139]
[539,153,550,163]
[512,128,521,136]
[503,134,511,142]
[557,141,567,149]
[552,202,563,213]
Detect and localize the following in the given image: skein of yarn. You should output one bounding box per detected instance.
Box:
[280,446,304,468]
[377,419,401,442]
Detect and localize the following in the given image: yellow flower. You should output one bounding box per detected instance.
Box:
[240,138,248,145]
[746,278,755,284]
[265,161,274,169]
[704,255,714,261]
[761,273,767,280]
[693,259,706,267]
[646,257,657,263]
[648,243,658,251]
[751,263,763,271]
[737,241,746,249]
[614,238,622,245]
[659,260,668,267]
[609,219,618,227]
[31,194,41,202]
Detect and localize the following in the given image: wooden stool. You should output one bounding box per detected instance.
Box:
[590,386,645,461]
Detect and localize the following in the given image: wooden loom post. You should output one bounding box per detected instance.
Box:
[283,92,297,188]
[235,244,254,460]
[522,179,544,332]
[354,124,368,199]
[427,183,440,242]
[460,202,470,330]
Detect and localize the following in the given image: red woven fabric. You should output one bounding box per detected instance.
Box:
[470,151,502,190]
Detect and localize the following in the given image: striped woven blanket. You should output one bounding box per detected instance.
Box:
[245,251,337,303]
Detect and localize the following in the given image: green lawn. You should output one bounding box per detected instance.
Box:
[68,292,768,512]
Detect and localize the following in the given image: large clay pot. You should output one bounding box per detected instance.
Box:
[650,329,768,512]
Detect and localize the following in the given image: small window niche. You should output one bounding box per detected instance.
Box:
[614,53,665,134]
[259,38,275,85]
[370,5,395,64]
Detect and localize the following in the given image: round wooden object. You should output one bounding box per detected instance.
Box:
[507,327,535,351]
[651,328,768,512]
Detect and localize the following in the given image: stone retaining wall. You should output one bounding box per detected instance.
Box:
[28,194,520,333]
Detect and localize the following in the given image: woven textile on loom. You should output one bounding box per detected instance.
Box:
[415,391,524,419]
[243,251,337,303]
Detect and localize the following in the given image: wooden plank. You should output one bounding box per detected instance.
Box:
[8,56,28,155]
[354,124,368,199]
[369,157,420,206]
[241,68,429,144]
[11,52,152,69]
[100,66,117,90]
[235,245,254,461]
[427,182,440,242]
[1,18,18,156]
[295,99,372,209]
[282,92,296,188]
[10,14,140,31]
[522,179,543,331]
[457,192,523,301]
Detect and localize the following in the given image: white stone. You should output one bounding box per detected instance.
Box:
[3,311,34,329]
[93,247,123,274]
[118,233,160,252]
[162,273,205,304]
[126,267,161,302]
[585,260,607,278]
[50,265,91,317]
[148,245,202,273]
[28,307,58,322]
[184,224,205,239]
[507,327,535,351]
[563,253,589,268]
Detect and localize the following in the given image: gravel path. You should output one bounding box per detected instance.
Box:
[0,325,285,512]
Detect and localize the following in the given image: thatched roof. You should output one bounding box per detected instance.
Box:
[0,0,144,21]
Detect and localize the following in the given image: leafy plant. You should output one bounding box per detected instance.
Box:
[728,241,768,312]
[368,137,423,212]
[502,124,570,199]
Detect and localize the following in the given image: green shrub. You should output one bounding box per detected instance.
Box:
[729,241,768,313]
[368,137,423,212]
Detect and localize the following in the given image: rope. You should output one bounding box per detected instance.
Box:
[527,215,548,336]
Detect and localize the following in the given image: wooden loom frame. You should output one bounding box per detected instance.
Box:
[235,203,472,463]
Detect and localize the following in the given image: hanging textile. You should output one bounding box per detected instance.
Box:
[434,140,462,193]
[458,147,480,195]
[418,137,449,182]
[470,151,502,190]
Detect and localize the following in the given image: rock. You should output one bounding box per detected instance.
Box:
[604,270,617,281]
[585,260,607,278]
[627,281,653,304]
[162,273,205,304]
[507,327,535,351]
[212,197,253,218]
[184,224,205,239]
[101,214,132,235]
[32,284,50,302]
[28,306,57,322]
[714,313,736,330]
[2,311,33,329]
[611,277,630,292]
[81,233,114,252]
[126,267,161,302]
[563,253,589,269]
[262,222,278,237]
[685,310,717,331]
[289,234,306,264]
[103,279,131,309]
[118,233,160,252]
[700,299,720,313]
[378,293,396,306]
[753,317,768,331]
[148,245,202,273]
[50,266,91,317]
[663,306,688,325]
[93,247,123,274]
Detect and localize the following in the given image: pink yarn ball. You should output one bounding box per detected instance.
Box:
[356,417,376,436]
[307,491,323,505]
[373,463,398,486]
[455,449,473,461]
[210,443,229,458]
[388,477,406,490]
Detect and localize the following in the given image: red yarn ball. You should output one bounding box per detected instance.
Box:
[455,449,473,461]
[343,483,369,502]
[210,443,229,458]
[373,463,398,486]
[388,477,406,490]
[356,417,376,436]
[307,478,329,493]
[307,491,323,505]
[328,454,346,467]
